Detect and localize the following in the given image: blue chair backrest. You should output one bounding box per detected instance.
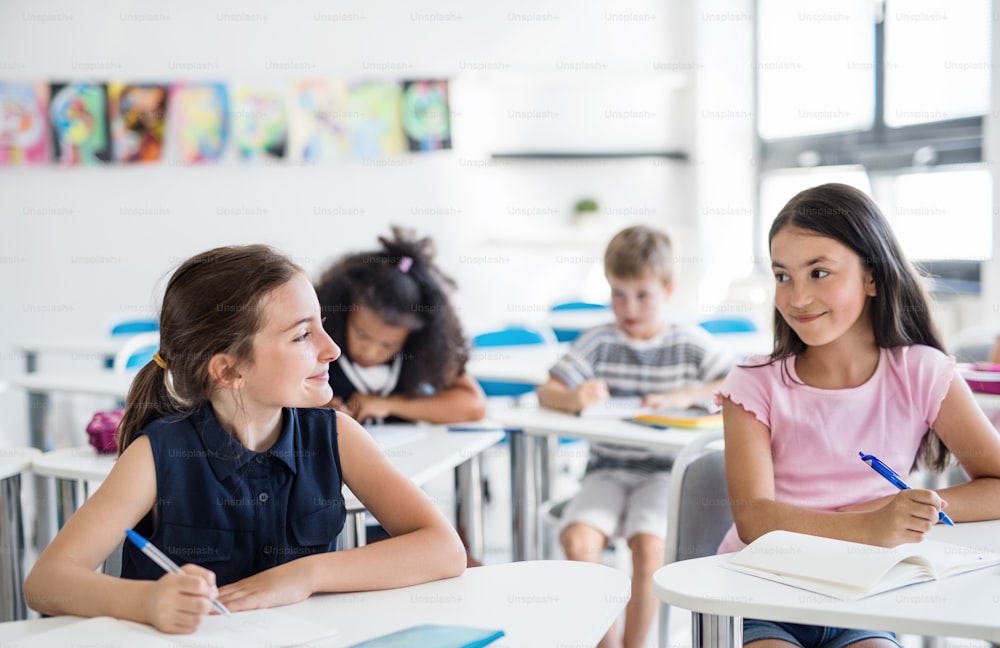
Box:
[472,328,549,348]
[549,301,611,342]
[471,326,551,397]
[697,316,757,335]
[550,301,608,312]
[110,319,159,336]
[124,344,157,370]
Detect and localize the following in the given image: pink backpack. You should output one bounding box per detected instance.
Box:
[86,409,123,454]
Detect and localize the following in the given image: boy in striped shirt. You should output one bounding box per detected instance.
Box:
[538,225,736,648]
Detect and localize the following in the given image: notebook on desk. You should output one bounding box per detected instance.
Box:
[579,397,723,429]
[365,424,428,449]
[725,529,1000,601]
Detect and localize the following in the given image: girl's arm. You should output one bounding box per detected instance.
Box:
[23,437,220,633]
[723,397,945,548]
[926,372,1000,520]
[349,373,487,424]
[216,413,467,611]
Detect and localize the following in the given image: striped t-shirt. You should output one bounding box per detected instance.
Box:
[549,322,736,473]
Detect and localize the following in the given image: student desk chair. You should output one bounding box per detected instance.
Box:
[658,429,730,648]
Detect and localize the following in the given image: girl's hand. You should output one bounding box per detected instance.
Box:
[576,379,610,410]
[145,564,218,634]
[218,566,312,612]
[642,390,696,411]
[867,489,948,547]
[348,393,392,421]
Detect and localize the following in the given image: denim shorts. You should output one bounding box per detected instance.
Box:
[744,619,902,648]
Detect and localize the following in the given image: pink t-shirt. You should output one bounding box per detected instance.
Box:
[716,344,955,553]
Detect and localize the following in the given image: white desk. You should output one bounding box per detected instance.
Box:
[30,424,504,554]
[653,520,1000,647]
[12,337,124,373]
[466,343,566,386]
[0,559,630,647]
[9,370,137,551]
[492,405,714,561]
[0,448,41,622]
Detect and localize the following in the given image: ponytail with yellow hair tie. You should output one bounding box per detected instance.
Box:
[152,351,167,369]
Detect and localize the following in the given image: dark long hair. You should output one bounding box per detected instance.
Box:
[314,226,468,395]
[117,245,301,453]
[768,183,949,471]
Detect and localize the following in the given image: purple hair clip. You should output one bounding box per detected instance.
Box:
[398,256,413,273]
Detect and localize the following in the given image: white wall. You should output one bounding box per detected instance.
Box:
[0,0,756,447]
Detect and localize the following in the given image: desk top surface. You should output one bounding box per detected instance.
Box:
[653,520,1000,642]
[0,559,630,647]
[0,447,41,480]
[493,405,706,450]
[30,424,505,511]
[10,370,135,398]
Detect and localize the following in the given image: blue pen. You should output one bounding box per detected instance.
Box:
[858,452,954,526]
[124,529,232,616]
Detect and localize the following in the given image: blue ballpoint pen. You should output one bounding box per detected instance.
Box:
[124,529,232,616]
[858,452,955,526]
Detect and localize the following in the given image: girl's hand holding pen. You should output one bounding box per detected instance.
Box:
[146,563,221,634]
[867,489,949,547]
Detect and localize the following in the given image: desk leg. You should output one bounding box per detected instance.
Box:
[0,474,28,621]
[54,478,82,529]
[690,612,742,648]
[337,512,368,551]
[510,430,543,561]
[455,456,484,562]
[28,391,58,553]
[538,434,557,559]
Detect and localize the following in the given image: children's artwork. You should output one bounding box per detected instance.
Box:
[347,82,406,158]
[109,83,168,163]
[167,82,229,163]
[289,79,350,162]
[49,82,111,165]
[0,82,51,165]
[401,80,451,152]
[232,85,288,162]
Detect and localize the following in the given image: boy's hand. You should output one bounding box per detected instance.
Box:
[145,564,218,634]
[347,393,392,421]
[642,390,697,411]
[576,379,610,410]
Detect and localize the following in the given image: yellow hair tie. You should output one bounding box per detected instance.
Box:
[152,351,167,369]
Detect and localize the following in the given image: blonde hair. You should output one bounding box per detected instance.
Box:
[604,225,673,283]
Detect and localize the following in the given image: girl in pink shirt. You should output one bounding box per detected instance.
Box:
[718,183,1000,648]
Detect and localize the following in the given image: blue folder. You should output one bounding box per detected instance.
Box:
[349,624,505,647]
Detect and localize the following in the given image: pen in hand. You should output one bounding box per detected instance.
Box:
[858,452,955,526]
[124,529,232,616]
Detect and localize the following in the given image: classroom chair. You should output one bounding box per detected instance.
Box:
[111,332,160,376]
[548,301,612,343]
[658,429,730,648]
[696,316,758,335]
[470,325,556,399]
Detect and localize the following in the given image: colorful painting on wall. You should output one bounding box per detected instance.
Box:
[167,82,229,163]
[289,79,350,163]
[109,83,168,163]
[401,80,451,151]
[0,82,50,165]
[49,82,111,165]
[347,82,405,159]
[232,85,287,162]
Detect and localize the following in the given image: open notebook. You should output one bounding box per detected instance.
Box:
[725,529,1000,601]
[579,397,722,429]
[13,608,337,648]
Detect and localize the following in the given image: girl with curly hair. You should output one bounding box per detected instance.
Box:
[314,227,486,424]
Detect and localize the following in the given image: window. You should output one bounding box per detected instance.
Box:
[755,0,991,288]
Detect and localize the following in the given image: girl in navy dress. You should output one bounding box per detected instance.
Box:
[25,245,466,634]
